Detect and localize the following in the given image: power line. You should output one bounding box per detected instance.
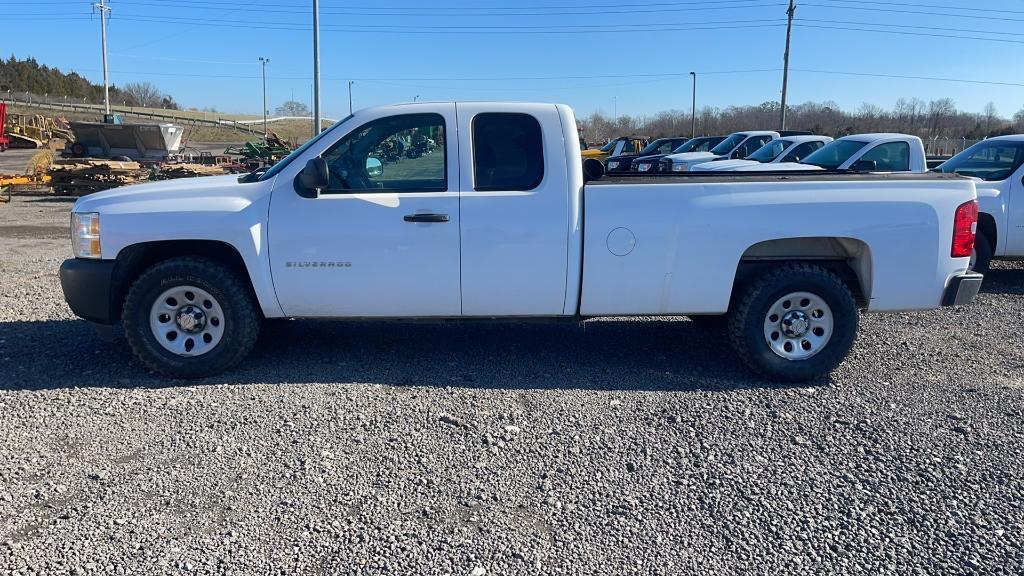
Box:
[813,0,1024,16]
[803,2,1024,22]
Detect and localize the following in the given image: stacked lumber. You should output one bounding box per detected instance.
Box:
[48,159,148,196]
[157,163,229,179]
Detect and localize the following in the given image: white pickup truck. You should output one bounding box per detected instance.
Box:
[935,135,1024,273]
[660,130,780,172]
[733,133,927,173]
[60,102,982,382]
[690,135,832,172]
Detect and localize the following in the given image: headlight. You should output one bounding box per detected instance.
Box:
[637,164,651,172]
[72,212,101,259]
[607,161,619,169]
[671,163,688,172]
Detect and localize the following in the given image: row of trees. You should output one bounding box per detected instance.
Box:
[0,56,178,109]
[581,98,1024,143]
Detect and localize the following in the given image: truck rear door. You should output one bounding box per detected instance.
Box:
[456,103,571,316]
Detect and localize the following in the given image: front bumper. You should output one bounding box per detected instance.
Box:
[941,271,983,307]
[59,258,118,324]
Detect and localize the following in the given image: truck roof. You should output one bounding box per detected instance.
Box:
[591,171,967,186]
[835,133,922,143]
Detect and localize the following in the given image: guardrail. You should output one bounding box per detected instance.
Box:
[1,99,257,135]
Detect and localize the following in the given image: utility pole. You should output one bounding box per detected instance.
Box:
[312,0,322,135]
[259,57,269,143]
[613,96,617,121]
[689,71,697,138]
[93,0,112,115]
[780,0,796,130]
[348,81,354,114]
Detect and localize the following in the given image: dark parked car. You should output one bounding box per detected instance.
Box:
[604,137,690,173]
[630,136,727,173]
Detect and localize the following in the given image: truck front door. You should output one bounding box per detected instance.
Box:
[267,107,462,317]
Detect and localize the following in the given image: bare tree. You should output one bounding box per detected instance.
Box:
[275,100,311,116]
[122,81,166,108]
[984,101,999,135]
[1015,107,1024,132]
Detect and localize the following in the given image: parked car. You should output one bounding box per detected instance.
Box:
[581,136,650,162]
[59,102,981,383]
[605,137,689,173]
[690,135,832,172]
[732,134,927,173]
[661,131,782,172]
[632,136,726,173]
[935,136,1024,273]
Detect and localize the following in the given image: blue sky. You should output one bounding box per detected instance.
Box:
[7,0,1024,120]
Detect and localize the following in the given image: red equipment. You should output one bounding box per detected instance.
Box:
[0,103,9,152]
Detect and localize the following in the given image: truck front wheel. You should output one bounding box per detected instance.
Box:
[122,257,261,378]
[727,264,858,383]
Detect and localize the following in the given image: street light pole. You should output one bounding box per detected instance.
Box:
[312,0,322,134]
[93,0,112,115]
[259,57,269,143]
[780,0,796,130]
[348,81,354,114]
[689,71,697,138]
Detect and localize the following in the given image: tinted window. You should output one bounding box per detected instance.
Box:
[736,136,772,158]
[748,139,791,163]
[803,139,869,169]
[938,141,1024,181]
[860,142,910,171]
[785,141,824,162]
[710,133,746,155]
[473,113,544,191]
[320,113,446,193]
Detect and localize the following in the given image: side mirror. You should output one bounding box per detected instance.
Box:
[366,157,383,178]
[583,158,605,182]
[298,157,329,195]
[851,159,878,172]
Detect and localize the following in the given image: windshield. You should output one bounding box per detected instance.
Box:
[937,141,1024,181]
[802,139,869,169]
[747,139,791,163]
[709,133,746,156]
[638,138,674,155]
[599,139,619,152]
[257,116,353,182]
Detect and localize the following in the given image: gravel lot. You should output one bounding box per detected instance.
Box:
[1,194,1022,575]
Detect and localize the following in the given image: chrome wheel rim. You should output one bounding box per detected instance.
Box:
[763,291,833,361]
[149,285,225,356]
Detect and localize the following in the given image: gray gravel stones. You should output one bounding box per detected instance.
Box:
[1,195,1023,574]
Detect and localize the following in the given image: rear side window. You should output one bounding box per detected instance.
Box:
[473,113,544,191]
[860,142,910,171]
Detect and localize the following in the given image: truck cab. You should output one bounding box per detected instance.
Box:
[734,134,927,173]
[936,136,1024,272]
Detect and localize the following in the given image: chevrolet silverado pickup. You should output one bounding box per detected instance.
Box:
[936,135,1024,273]
[733,133,927,173]
[60,102,982,382]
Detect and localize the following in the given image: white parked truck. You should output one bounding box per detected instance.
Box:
[660,130,780,172]
[935,135,1024,273]
[732,133,927,173]
[690,135,832,172]
[60,102,982,382]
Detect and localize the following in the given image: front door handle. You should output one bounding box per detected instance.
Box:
[404,213,450,223]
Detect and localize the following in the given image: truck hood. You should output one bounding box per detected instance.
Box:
[731,162,824,172]
[74,174,269,215]
[662,151,720,164]
[632,154,668,165]
[690,159,760,172]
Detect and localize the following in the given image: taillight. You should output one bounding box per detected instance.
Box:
[951,200,978,258]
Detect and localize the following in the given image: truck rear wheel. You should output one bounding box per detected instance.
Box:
[727,264,858,383]
[970,233,992,276]
[122,257,260,378]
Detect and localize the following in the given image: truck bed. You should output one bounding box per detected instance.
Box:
[589,171,966,186]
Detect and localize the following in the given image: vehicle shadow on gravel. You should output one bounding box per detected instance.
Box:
[0,318,812,393]
[981,265,1024,295]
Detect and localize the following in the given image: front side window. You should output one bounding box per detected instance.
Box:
[748,139,791,163]
[785,141,824,162]
[938,141,1024,181]
[710,133,746,155]
[859,142,910,171]
[803,139,869,169]
[320,113,446,193]
[640,138,679,156]
[736,136,772,158]
[473,113,544,191]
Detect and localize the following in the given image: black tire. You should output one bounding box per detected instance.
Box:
[727,263,858,383]
[122,257,260,378]
[971,233,993,276]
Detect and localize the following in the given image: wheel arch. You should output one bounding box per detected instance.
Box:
[733,237,873,307]
[111,240,263,323]
[977,211,998,255]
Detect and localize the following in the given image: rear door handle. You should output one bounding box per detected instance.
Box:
[404,213,450,223]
